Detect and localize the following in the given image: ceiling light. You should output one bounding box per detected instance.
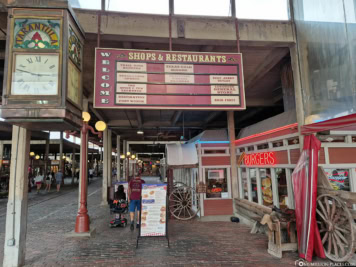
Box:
[137,130,144,134]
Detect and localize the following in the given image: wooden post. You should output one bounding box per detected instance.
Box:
[227,111,239,200]
[3,126,31,267]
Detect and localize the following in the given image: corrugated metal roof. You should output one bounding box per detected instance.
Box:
[238,110,297,139]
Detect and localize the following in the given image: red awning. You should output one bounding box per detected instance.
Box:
[301,113,356,135]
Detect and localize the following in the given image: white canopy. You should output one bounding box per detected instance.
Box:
[166,143,198,168]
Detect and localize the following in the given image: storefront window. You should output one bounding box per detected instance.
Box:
[324,168,350,191]
[205,168,228,199]
[272,140,283,147]
[241,168,248,200]
[260,168,273,207]
[276,168,288,208]
[257,143,268,150]
[288,138,299,145]
[249,169,258,203]
[247,146,254,151]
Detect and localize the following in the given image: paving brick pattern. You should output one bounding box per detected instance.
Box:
[0,179,328,267]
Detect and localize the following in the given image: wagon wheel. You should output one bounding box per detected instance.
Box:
[316,194,355,262]
[169,186,200,220]
[173,182,187,188]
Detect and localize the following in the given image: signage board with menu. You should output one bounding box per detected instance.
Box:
[94,48,245,110]
[137,183,169,248]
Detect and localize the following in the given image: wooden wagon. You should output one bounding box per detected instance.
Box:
[316,167,356,262]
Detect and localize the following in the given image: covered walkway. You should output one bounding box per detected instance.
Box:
[0,179,307,267]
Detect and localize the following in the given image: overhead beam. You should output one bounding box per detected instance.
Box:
[75,10,294,45]
[171,111,182,126]
[200,45,214,52]
[122,41,132,49]
[136,110,143,128]
[246,97,283,107]
[202,111,222,126]
[89,103,108,122]
[245,48,289,89]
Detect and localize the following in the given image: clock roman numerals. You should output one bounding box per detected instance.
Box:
[12,54,59,96]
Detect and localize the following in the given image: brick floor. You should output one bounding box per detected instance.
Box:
[0,178,328,267]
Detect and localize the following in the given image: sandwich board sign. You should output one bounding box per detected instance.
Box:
[136,183,169,248]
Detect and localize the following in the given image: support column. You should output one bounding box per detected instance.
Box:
[0,141,4,171]
[290,45,305,150]
[107,129,112,186]
[59,132,64,174]
[227,111,239,202]
[101,129,109,205]
[72,148,76,185]
[78,131,88,208]
[44,139,49,178]
[116,135,120,181]
[3,126,31,267]
[122,140,126,180]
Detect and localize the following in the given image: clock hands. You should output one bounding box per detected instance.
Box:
[16,69,37,76]
[16,68,54,77]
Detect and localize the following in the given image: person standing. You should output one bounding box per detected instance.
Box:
[34,172,44,194]
[128,176,145,231]
[45,172,52,192]
[55,170,63,192]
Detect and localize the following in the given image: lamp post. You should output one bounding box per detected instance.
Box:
[126,151,130,181]
[75,112,106,234]
[30,152,35,176]
[131,154,136,176]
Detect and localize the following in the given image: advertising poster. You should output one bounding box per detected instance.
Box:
[140,184,167,237]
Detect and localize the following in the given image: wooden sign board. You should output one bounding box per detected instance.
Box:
[94,48,245,110]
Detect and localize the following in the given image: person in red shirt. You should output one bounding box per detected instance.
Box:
[128,176,145,230]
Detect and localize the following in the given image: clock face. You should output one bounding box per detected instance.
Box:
[11,54,59,95]
[67,60,81,106]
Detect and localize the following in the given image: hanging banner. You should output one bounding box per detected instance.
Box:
[139,184,168,237]
[94,48,245,110]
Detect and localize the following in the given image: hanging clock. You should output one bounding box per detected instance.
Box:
[11,53,59,95]
[1,2,85,131]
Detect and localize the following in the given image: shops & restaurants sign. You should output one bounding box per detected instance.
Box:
[94,48,245,110]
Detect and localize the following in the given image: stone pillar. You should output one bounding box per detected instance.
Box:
[44,139,50,177]
[102,129,109,205]
[72,148,76,185]
[116,135,120,181]
[3,126,31,267]
[227,111,239,201]
[107,129,112,186]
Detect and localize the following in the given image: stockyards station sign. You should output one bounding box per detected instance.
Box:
[94,48,245,110]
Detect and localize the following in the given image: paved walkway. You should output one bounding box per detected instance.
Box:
[0,178,322,266]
